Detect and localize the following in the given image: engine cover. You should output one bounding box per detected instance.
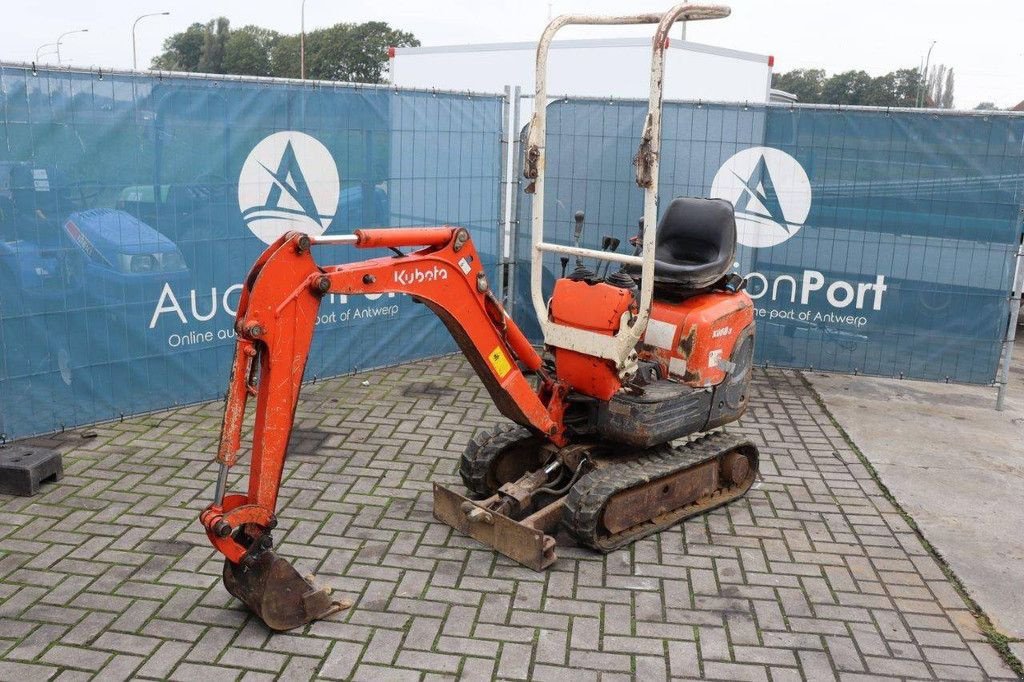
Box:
[640,290,754,387]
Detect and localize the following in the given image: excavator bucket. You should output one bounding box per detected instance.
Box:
[222,551,350,631]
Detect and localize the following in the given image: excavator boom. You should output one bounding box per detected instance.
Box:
[199,227,565,629]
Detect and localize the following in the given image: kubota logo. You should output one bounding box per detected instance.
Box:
[238,131,340,245]
[710,147,812,249]
[393,266,448,286]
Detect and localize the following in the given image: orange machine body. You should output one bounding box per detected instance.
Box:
[548,278,635,400]
[642,292,754,387]
[549,277,754,399]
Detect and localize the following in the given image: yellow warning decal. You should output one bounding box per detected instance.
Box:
[488,346,512,378]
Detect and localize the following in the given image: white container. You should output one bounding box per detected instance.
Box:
[390,37,773,107]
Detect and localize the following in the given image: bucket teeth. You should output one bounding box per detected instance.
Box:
[222,549,350,631]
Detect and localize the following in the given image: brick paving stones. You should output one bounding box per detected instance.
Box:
[0,357,1017,680]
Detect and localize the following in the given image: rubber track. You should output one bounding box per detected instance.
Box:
[563,431,757,552]
[459,423,536,497]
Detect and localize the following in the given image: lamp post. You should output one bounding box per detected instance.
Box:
[35,42,59,63]
[55,29,88,65]
[301,0,308,80]
[917,40,937,107]
[133,12,170,71]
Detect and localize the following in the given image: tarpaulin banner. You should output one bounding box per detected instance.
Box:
[515,99,1024,384]
[0,66,504,439]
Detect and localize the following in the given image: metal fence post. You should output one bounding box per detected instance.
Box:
[505,86,523,310]
[496,85,511,304]
[996,238,1024,410]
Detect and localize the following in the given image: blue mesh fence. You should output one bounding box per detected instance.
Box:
[0,66,505,440]
[514,99,1024,384]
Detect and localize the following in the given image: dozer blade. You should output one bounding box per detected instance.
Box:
[223,550,350,631]
[433,482,559,572]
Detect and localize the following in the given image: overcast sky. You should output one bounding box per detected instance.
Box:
[1,0,1020,109]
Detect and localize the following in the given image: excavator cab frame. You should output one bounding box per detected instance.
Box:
[524,4,730,370]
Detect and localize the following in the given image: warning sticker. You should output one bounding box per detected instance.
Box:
[488,346,512,378]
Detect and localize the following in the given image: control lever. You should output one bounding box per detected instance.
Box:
[597,236,621,279]
[630,217,645,257]
[559,256,569,278]
[572,211,585,269]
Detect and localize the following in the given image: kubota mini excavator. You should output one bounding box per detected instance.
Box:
[200,3,759,631]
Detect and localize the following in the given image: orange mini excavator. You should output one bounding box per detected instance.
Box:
[200,3,759,631]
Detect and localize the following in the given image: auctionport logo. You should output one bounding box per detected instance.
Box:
[710,146,811,249]
[238,131,340,245]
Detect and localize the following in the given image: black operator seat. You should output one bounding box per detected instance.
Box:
[627,197,737,293]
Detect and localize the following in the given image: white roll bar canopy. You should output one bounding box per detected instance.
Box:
[525,4,731,370]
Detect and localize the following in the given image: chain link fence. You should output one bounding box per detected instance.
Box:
[0,65,507,440]
[3,67,1022,440]
[511,96,1024,393]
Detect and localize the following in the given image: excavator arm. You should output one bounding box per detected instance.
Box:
[199,227,565,629]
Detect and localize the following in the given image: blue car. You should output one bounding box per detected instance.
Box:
[0,162,189,313]
[0,162,190,438]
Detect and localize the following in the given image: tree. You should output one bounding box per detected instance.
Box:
[820,70,874,105]
[771,69,826,102]
[925,64,954,108]
[888,68,922,107]
[342,21,418,82]
[151,18,419,83]
[198,17,231,74]
[974,101,998,110]
[772,67,925,107]
[222,25,280,77]
[151,22,206,71]
[270,35,301,79]
[304,22,419,82]
[941,68,955,109]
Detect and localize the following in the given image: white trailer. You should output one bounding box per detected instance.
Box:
[389,37,773,105]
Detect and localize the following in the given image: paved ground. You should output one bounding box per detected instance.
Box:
[0,355,1018,680]
[808,335,1024,665]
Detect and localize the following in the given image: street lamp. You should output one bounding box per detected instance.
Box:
[35,42,60,63]
[55,29,88,65]
[301,0,308,80]
[133,12,170,71]
[917,40,937,107]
